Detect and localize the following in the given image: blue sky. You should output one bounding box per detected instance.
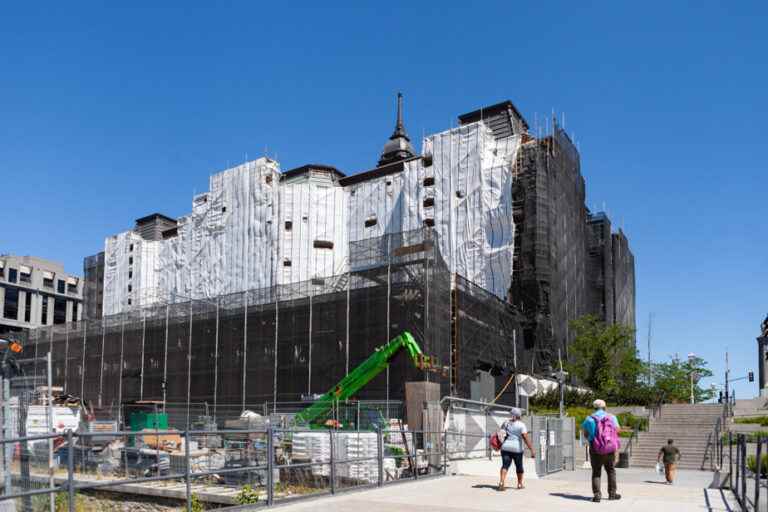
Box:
[1,2,765,399]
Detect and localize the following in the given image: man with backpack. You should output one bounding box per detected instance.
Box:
[582,399,621,502]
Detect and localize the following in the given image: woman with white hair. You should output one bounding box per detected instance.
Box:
[498,407,535,491]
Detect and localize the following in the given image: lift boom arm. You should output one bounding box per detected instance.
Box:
[294,331,431,427]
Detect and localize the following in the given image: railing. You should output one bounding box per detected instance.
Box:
[730,433,767,512]
[0,425,497,511]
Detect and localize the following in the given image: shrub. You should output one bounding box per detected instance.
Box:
[616,412,649,432]
[235,484,261,505]
[735,416,768,427]
[190,493,205,512]
[748,454,768,478]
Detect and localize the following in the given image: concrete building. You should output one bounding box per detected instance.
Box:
[0,255,83,334]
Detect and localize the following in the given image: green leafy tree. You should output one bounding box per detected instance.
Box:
[566,315,639,397]
[652,355,714,403]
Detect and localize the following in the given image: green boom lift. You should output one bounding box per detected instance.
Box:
[294,331,434,428]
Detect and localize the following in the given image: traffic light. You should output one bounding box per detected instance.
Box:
[749,371,755,383]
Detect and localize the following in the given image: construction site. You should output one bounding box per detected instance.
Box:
[0,97,633,510]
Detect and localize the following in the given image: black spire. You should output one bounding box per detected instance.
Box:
[378,92,415,166]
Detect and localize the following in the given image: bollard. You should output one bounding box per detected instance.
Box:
[67,430,74,512]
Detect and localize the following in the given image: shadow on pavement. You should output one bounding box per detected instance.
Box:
[472,484,501,490]
[643,480,670,485]
[550,493,593,501]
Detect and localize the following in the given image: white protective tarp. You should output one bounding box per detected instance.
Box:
[278,175,348,285]
[102,122,518,315]
[348,121,519,299]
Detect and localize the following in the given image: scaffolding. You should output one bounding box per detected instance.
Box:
[27,229,528,429]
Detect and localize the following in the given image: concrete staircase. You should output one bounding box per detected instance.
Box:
[628,404,722,470]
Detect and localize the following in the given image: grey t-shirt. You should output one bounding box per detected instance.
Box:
[501,420,528,453]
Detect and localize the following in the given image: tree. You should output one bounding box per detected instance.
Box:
[652,355,715,403]
[566,315,639,397]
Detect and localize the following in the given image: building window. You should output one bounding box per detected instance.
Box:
[24,293,31,322]
[43,277,54,288]
[127,298,132,306]
[128,256,133,265]
[57,280,65,294]
[423,197,435,208]
[423,176,435,186]
[423,155,433,167]
[0,262,4,279]
[72,302,79,322]
[67,283,78,294]
[285,221,293,231]
[423,218,435,228]
[313,240,334,249]
[128,284,132,293]
[128,270,133,279]
[283,259,292,267]
[8,268,18,283]
[19,268,31,283]
[3,288,18,320]
[129,244,134,252]
[365,216,378,228]
[221,207,227,213]
[53,298,67,324]
[41,296,48,325]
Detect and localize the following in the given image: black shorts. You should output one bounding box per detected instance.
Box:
[501,451,524,474]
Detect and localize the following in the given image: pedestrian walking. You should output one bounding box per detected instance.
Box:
[657,439,681,484]
[497,407,535,491]
[581,399,622,502]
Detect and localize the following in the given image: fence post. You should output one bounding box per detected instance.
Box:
[729,432,733,489]
[184,431,191,512]
[741,438,747,512]
[377,426,384,487]
[755,437,762,512]
[67,429,75,512]
[266,425,274,506]
[443,424,448,475]
[329,429,336,494]
[3,379,11,497]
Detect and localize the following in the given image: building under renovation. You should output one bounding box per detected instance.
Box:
[38,95,633,417]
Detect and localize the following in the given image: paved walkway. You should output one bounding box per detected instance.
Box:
[273,469,738,511]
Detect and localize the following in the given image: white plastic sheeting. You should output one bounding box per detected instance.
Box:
[279,173,348,284]
[102,121,519,315]
[348,122,519,299]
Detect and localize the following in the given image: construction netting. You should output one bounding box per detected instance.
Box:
[27,229,531,428]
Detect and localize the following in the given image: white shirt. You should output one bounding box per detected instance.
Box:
[500,419,528,453]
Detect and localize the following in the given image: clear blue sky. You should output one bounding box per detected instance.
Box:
[2,3,765,399]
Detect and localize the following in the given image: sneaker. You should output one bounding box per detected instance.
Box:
[608,494,622,500]
[592,496,601,503]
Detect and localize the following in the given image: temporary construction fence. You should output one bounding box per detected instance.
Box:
[0,412,576,511]
[442,397,575,476]
[25,228,534,429]
[0,424,479,511]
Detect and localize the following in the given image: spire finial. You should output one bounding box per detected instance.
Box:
[378,91,415,166]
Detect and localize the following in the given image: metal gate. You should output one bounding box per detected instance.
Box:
[532,415,575,476]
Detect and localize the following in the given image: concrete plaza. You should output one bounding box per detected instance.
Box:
[273,468,738,512]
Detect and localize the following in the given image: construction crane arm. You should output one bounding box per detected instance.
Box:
[293,331,432,428]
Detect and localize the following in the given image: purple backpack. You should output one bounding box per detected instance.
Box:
[590,414,620,455]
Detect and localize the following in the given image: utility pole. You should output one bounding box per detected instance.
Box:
[647,313,653,385]
[725,351,730,416]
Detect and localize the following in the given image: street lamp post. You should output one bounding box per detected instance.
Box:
[688,353,697,405]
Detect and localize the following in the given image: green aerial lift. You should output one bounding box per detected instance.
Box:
[294,331,435,429]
